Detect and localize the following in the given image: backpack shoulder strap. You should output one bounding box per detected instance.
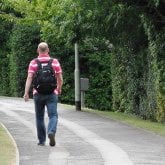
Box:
[48,58,54,66]
[47,58,55,74]
[35,58,42,69]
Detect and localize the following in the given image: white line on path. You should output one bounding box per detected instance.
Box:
[0,109,36,135]
[0,108,133,165]
[59,118,133,165]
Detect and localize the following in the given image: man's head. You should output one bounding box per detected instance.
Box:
[37,42,49,53]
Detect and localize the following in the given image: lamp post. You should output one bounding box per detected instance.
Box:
[74,42,81,111]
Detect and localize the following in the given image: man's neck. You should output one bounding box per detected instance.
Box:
[38,53,49,57]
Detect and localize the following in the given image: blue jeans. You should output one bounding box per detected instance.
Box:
[33,93,58,144]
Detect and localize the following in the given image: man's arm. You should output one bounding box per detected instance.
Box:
[23,73,33,101]
[56,73,63,94]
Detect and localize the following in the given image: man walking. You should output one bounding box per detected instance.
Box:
[23,42,63,146]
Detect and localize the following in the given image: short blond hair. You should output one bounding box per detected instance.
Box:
[38,42,49,53]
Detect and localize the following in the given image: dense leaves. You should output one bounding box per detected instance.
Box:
[8,22,40,96]
[0,19,12,95]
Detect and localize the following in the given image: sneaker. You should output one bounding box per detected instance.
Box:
[48,133,56,146]
[37,142,45,146]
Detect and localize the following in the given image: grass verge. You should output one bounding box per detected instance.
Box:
[0,123,16,165]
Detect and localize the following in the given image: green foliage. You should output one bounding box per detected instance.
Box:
[85,49,112,110]
[111,46,130,113]
[156,31,165,122]
[0,18,13,95]
[8,53,18,96]
[9,22,40,97]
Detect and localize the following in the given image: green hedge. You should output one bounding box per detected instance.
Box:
[9,22,40,97]
[0,19,12,96]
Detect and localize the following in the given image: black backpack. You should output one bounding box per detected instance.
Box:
[33,58,56,94]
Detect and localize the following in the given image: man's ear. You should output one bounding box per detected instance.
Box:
[37,48,39,53]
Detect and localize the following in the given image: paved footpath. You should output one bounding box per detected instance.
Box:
[0,96,165,165]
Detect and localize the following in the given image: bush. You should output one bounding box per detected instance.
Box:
[9,22,41,97]
[0,19,13,96]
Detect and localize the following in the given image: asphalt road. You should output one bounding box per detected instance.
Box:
[0,96,165,165]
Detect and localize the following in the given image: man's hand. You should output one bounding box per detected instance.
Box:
[24,73,33,102]
[23,93,29,102]
[57,88,62,95]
